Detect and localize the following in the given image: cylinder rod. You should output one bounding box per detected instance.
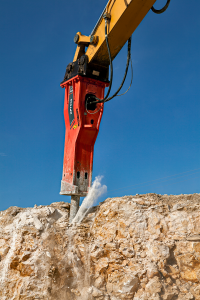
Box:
[69,195,80,223]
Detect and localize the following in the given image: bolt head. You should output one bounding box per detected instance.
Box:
[90,35,98,45]
[90,36,94,43]
[74,34,79,44]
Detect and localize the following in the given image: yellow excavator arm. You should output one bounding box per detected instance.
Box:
[62,0,170,86]
[73,0,157,67]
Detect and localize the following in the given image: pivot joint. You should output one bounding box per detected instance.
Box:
[73,32,99,61]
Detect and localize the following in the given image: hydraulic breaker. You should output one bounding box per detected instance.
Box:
[60,73,108,221]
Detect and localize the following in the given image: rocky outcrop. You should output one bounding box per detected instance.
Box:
[0,193,200,300]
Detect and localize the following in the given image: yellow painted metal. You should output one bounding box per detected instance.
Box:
[73,32,99,62]
[79,0,157,68]
[73,45,86,62]
[73,32,90,61]
[74,32,90,45]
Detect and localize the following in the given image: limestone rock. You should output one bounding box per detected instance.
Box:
[0,193,200,299]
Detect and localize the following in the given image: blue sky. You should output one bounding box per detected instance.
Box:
[0,0,199,211]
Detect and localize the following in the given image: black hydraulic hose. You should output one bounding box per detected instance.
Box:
[86,18,132,109]
[90,35,132,106]
[117,58,133,97]
[151,0,171,14]
[87,19,113,107]
[104,36,132,103]
[103,20,113,100]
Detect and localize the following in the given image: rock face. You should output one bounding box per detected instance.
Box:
[1,194,200,300]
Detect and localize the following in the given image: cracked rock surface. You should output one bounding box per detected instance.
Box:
[0,193,200,299]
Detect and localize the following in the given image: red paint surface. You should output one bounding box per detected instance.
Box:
[60,75,108,195]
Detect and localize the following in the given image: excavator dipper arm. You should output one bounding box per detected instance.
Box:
[76,0,157,66]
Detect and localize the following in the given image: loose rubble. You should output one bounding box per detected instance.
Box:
[0,194,200,299]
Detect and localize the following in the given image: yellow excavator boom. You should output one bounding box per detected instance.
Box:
[73,0,157,68]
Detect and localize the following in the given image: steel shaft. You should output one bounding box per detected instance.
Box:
[69,195,80,223]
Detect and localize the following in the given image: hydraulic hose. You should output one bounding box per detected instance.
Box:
[87,35,132,108]
[86,16,132,109]
[86,17,113,107]
[151,0,171,14]
[104,36,132,103]
[103,19,113,100]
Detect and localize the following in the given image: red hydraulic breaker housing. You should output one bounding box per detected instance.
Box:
[60,75,108,196]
